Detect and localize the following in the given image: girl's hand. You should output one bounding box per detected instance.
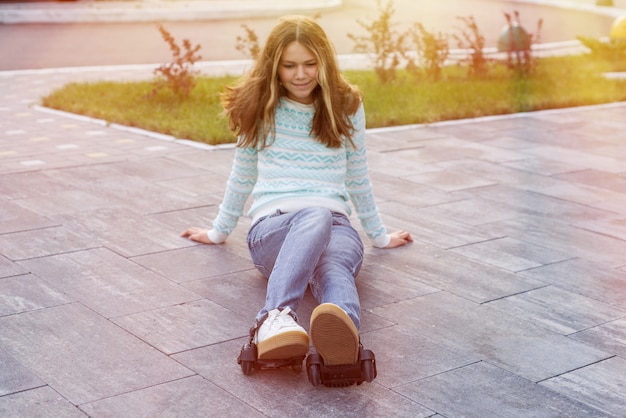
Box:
[385,230,413,249]
[181,227,215,245]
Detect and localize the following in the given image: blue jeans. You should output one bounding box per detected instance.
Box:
[247,207,364,330]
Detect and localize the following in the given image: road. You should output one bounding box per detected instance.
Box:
[0,0,616,70]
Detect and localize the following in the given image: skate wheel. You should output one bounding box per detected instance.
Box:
[241,360,255,376]
[307,363,321,386]
[238,342,257,376]
[361,359,375,383]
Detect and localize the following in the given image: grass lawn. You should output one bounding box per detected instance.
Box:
[41,54,626,146]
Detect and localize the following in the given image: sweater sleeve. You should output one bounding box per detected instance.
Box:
[209,145,258,243]
[345,103,390,248]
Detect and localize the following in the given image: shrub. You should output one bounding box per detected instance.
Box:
[347,0,407,83]
[151,25,202,98]
[406,23,450,80]
[453,15,490,77]
[500,11,543,75]
[235,24,261,60]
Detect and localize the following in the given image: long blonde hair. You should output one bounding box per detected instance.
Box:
[221,15,362,149]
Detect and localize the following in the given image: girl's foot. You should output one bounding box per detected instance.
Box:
[254,307,309,360]
[309,303,359,365]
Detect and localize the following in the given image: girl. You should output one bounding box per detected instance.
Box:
[182,15,412,373]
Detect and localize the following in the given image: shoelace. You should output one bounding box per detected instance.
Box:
[266,307,295,329]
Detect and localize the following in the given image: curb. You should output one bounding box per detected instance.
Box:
[506,0,626,18]
[0,40,589,77]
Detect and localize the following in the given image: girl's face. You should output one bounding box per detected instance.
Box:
[278,41,319,105]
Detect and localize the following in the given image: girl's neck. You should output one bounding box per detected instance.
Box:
[282,96,315,108]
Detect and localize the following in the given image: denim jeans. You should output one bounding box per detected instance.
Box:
[247,207,364,330]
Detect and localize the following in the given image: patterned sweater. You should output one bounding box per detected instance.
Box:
[207,97,390,248]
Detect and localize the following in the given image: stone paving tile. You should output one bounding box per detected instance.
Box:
[0,347,44,397]
[578,214,626,242]
[355,262,440,310]
[155,172,231,198]
[0,386,86,418]
[182,268,274,324]
[478,214,626,268]
[53,207,197,258]
[366,242,546,304]
[0,254,28,278]
[413,196,525,227]
[145,205,253,255]
[556,168,626,194]
[485,285,626,335]
[25,162,203,217]
[362,324,480,389]
[569,317,626,359]
[523,144,626,175]
[449,236,572,273]
[365,129,446,153]
[377,201,505,249]
[518,175,623,207]
[386,141,484,168]
[55,172,202,216]
[540,357,626,417]
[0,273,71,316]
[369,171,459,208]
[165,147,239,174]
[519,258,626,308]
[0,169,70,200]
[112,156,209,182]
[591,195,626,215]
[394,361,610,418]
[145,205,214,228]
[79,375,264,418]
[404,168,497,192]
[131,244,254,283]
[365,146,436,177]
[372,292,612,382]
[37,162,131,189]
[424,136,527,164]
[0,303,193,405]
[173,339,432,418]
[0,226,95,261]
[18,247,199,318]
[112,299,250,355]
[0,144,128,174]
[14,189,113,217]
[502,155,587,176]
[474,185,617,224]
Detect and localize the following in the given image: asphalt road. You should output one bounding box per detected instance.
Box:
[0,0,616,70]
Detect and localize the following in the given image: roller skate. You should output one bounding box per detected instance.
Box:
[306,303,377,387]
[237,307,309,375]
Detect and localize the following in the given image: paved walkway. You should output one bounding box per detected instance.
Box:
[1,1,626,417]
[0,0,625,23]
[2,67,626,418]
[0,0,342,23]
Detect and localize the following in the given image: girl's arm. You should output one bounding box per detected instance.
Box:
[182,145,258,244]
[345,104,412,249]
[344,104,389,248]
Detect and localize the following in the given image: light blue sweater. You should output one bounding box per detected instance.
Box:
[208,97,390,248]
